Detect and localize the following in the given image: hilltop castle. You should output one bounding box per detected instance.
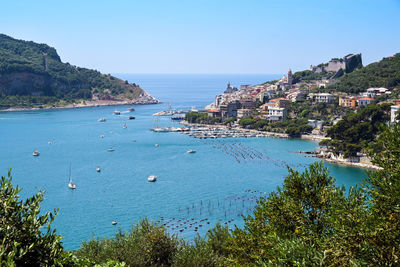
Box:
[310,54,362,74]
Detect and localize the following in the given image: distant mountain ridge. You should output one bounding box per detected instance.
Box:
[0,34,159,109]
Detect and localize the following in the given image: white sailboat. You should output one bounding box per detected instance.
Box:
[68,163,76,189]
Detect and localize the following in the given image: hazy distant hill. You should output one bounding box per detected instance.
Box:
[0,34,157,109]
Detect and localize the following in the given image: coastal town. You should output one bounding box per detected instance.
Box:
[202,54,398,127]
[170,53,400,169]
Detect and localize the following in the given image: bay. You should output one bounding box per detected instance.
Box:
[0,74,366,250]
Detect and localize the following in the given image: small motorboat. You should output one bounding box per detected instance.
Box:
[112,221,117,225]
[113,110,121,115]
[148,175,157,182]
[128,107,135,112]
[128,116,135,120]
[123,123,127,129]
[187,150,196,154]
[48,141,53,145]
[96,167,101,172]
[107,148,115,152]
[100,135,105,138]
[98,118,106,122]
[155,144,159,147]
[33,150,40,156]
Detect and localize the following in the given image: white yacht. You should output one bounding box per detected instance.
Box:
[68,164,76,189]
[96,167,101,172]
[187,150,196,154]
[148,175,157,182]
[33,150,40,156]
[98,118,106,122]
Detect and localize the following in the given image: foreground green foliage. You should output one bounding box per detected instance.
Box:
[0,171,75,266]
[75,219,230,267]
[0,34,143,108]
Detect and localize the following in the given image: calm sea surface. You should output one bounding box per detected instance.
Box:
[0,74,366,250]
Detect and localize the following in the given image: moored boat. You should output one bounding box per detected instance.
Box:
[33,150,40,156]
[187,150,196,154]
[98,118,106,122]
[68,163,76,189]
[148,175,157,182]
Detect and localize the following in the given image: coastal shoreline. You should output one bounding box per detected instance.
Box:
[0,99,161,113]
[181,121,379,170]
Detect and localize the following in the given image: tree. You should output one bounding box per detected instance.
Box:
[238,117,256,128]
[0,171,74,266]
[364,124,400,264]
[225,162,339,265]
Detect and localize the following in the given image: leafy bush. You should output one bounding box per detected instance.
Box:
[75,219,178,266]
[0,170,75,266]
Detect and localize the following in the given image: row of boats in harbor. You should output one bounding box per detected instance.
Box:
[151,127,190,132]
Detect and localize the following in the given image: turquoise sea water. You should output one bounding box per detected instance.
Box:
[0,74,367,250]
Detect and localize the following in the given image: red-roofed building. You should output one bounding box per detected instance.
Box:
[268,98,290,108]
[207,109,221,118]
[357,97,374,107]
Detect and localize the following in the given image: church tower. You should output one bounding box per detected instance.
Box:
[287,68,293,85]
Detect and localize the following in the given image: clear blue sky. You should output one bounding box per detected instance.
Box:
[1,0,400,74]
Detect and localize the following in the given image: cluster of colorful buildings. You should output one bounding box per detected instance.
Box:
[203,66,399,126]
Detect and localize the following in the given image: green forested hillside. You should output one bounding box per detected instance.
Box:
[330,53,400,94]
[0,34,144,108]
